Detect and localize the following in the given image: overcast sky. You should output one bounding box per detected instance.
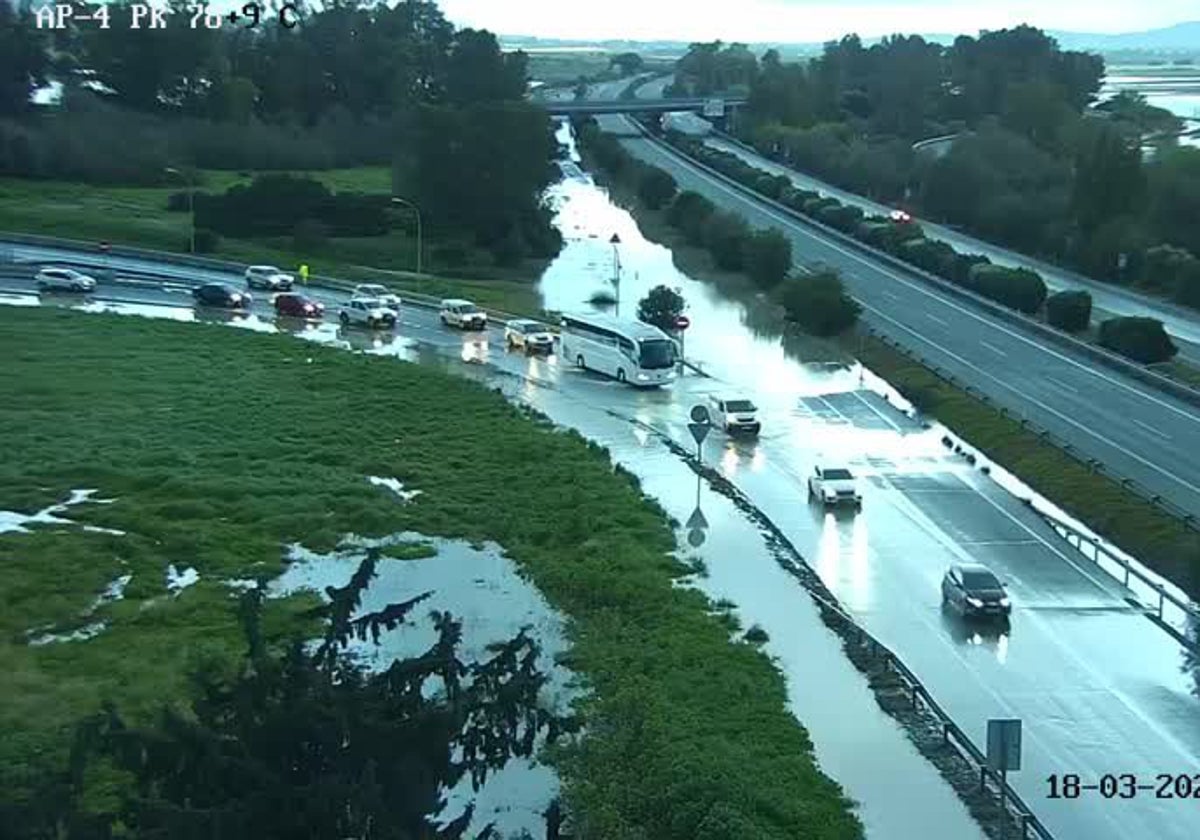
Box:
[436,0,1198,42]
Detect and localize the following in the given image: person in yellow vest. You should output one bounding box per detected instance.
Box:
[299,263,309,285]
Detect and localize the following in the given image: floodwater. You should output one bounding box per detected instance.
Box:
[269,531,578,839]
[1103,68,1200,147]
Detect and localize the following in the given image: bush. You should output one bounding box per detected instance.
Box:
[1046,290,1092,332]
[703,211,750,271]
[1098,317,1178,363]
[777,270,862,336]
[166,191,192,212]
[293,218,330,252]
[194,174,390,238]
[192,229,220,254]
[666,190,716,245]
[946,253,992,285]
[964,264,1048,314]
[638,167,678,210]
[743,228,793,289]
[899,238,958,276]
[815,203,864,232]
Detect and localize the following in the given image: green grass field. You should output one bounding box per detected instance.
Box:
[853,334,1200,598]
[0,170,547,315]
[0,307,861,838]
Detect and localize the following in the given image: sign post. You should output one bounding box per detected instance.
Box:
[675,314,690,371]
[688,404,711,464]
[986,718,1022,835]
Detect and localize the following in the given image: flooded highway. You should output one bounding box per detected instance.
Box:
[3,120,1200,840]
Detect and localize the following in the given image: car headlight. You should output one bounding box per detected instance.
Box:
[967,597,984,608]
[999,597,1010,608]
[636,373,648,381]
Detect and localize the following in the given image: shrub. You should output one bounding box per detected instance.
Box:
[636,284,687,332]
[638,167,678,210]
[815,204,864,232]
[899,239,958,276]
[777,270,862,336]
[946,253,992,285]
[293,218,330,252]
[166,191,193,212]
[1097,317,1178,363]
[666,190,716,245]
[703,211,751,271]
[743,228,793,289]
[194,174,389,238]
[1046,290,1092,332]
[964,264,1048,314]
[192,229,220,254]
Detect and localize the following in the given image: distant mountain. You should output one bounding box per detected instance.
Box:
[500,21,1200,58]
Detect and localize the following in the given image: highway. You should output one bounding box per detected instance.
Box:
[6,152,1200,837]
[636,76,1200,361]
[595,114,1200,527]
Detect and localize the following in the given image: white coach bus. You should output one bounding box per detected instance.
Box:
[559,312,678,387]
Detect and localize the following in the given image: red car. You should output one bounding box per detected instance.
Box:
[274,293,325,319]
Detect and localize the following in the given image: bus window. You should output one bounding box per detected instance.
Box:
[638,339,676,369]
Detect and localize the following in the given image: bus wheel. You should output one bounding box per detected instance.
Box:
[616,368,626,383]
[576,355,585,369]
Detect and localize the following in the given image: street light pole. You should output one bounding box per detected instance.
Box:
[391,196,423,275]
[165,167,195,254]
[609,232,621,317]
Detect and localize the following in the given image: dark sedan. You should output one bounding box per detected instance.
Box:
[941,564,1011,620]
[274,292,325,319]
[193,283,251,309]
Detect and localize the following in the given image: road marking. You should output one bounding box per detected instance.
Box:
[627,121,1200,428]
[925,312,947,326]
[881,290,899,302]
[1134,419,1171,441]
[980,340,1007,357]
[1044,375,1079,394]
[859,300,1200,498]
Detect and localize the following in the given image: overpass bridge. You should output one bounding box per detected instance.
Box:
[541,96,748,116]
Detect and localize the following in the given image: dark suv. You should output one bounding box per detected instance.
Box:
[941,564,1011,620]
[193,283,251,309]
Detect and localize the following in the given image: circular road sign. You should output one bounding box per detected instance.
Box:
[689,404,710,424]
[675,315,691,330]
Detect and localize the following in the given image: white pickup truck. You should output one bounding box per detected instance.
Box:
[338,297,397,330]
[707,396,760,435]
[808,465,863,509]
[352,284,402,309]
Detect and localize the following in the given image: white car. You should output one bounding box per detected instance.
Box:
[439,298,488,331]
[351,284,402,309]
[504,319,554,353]
[808,465,863,508]
[338,297,397,329]
[35,267,96,293]
[707,396,760,435]
[244,265,294,291]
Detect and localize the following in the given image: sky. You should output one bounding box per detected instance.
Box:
[435,0,1198,43]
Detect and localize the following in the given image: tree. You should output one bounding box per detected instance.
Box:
[743,228,793,289]
[638,167,678,210]
[611,52,644,76]
[1071,120,1144,235]
[444,29,528,106]
[703,211,750,271]
[0,2,47,116]
[1098,316,1177,363]
[1046,290,1092,331]
[28,551,571,838]
[1147,147,1200,255]
[776,270,861,336]
[666,190,716,244]
[637,284,686,332]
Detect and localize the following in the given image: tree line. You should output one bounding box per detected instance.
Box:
[670,28,1200,314]
[0,0,563,265]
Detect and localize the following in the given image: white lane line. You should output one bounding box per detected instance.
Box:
[1044,375,1079,394]
[1134,419,1172,441]
[881,289,899,302]
[980,340,1007,357]
[628,122,1200,427]
[925,312,947,326]
[859,299,1200,498]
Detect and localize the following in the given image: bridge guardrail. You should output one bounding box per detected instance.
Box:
[632,122,1200,411]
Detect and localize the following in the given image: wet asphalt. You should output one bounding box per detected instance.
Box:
[4,123,1200,839]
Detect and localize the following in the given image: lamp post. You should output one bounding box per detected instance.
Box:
[391,196,423,275]
[609,232,621,316]
[164,167,195,254]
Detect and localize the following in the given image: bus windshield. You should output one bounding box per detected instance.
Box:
[638,339,676,369]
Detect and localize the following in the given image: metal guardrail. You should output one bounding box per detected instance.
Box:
[634,124,1200,411]
[867,326,1200,535]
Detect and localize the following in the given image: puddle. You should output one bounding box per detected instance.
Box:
[269,532,579,838]
[0,488,121,535]
[367,475,423,503]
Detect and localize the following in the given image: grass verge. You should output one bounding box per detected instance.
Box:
[851,333,1200,599]
[0,171,548,313]
[0,307,861,838]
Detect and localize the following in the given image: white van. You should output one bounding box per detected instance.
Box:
[439,298,488,331]
[707,396,760,435]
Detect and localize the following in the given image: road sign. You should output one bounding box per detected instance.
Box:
[689,404,710,424]
[702,98,725,118]
[688,422,710,446]
[687,528,706,548]
[986,719,1022,772]
[685,506,709,531]
[675,315,691,331]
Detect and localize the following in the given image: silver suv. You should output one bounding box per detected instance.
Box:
[244,265,294,291]
[338,297,397,330]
